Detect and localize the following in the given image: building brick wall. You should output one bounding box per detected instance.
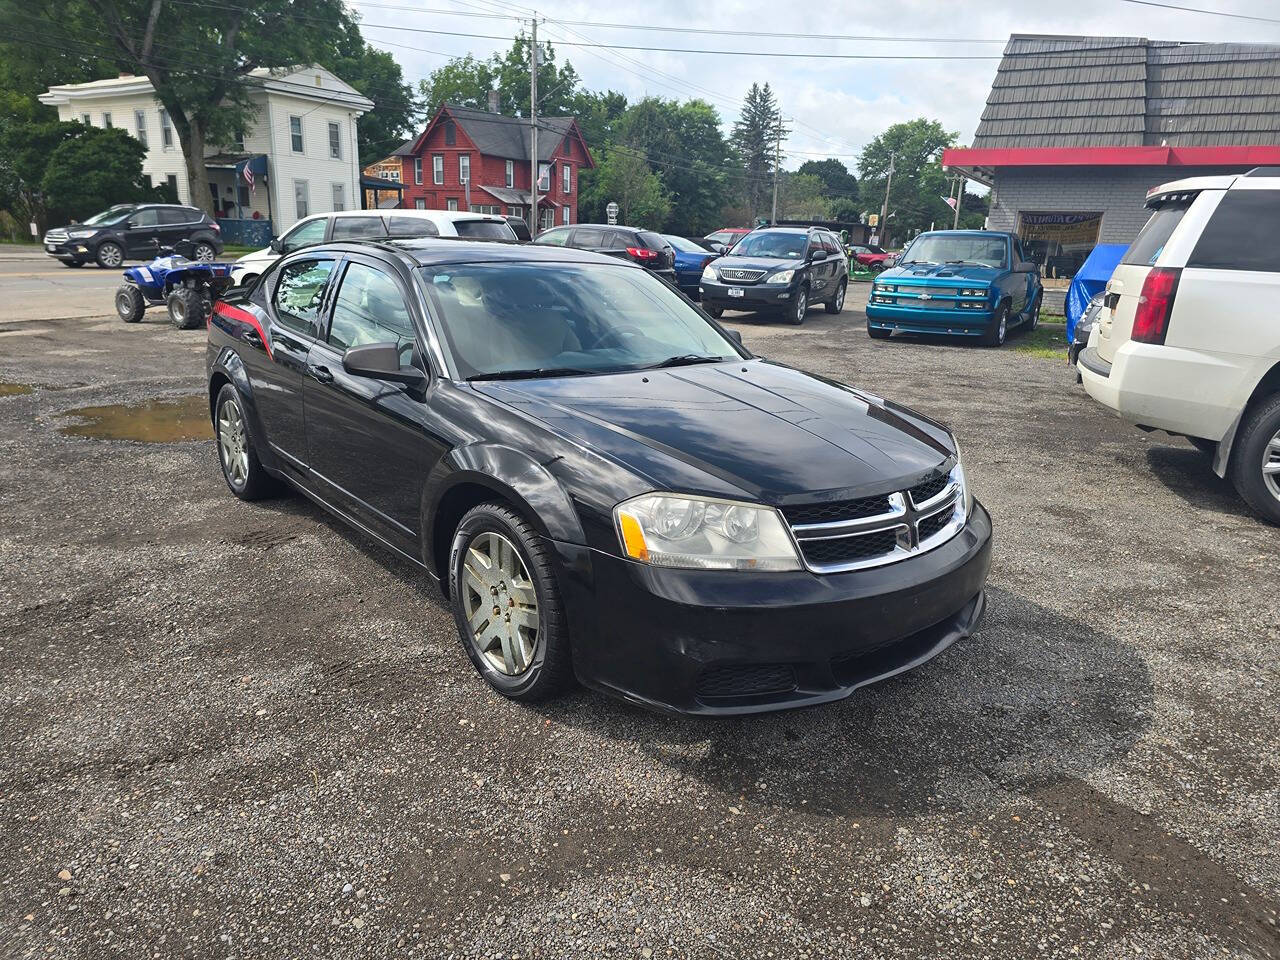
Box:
[988,165,1250,245]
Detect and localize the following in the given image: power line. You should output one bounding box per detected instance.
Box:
[1118,0,1280,23]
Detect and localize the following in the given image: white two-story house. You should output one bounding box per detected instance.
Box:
[39,65,374,242]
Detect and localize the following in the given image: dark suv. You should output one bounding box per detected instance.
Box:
[43,203,224,269]
[700,227,848,325]
[206,238,991,715]
[532,224,676,285]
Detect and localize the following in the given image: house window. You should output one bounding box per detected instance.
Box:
[159,109,173,149]
[290,115,303,153]
[444,120,456,146]
[432,155,443,185]
[563,206,570,225]
[165,174,178,197]
[232,129,245,151]
[134,110,147,147]
[563,164,571,194]
[540,206,554,230]
[331,182,345,211]
[507,205,521,217]
[294,179,310,218]
[470,204,501,215]
[413,157,423,185]
[446,198,458,211]
[414,198,425,210]
[505,160,514,188]
[328,121,341,160]
[538,163,550,192]
[81,113,91,126]
[102,112,113,128]
[459,154,470,184]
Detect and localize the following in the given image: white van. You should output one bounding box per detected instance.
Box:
[231,210,517,286]
[1078,168,1280,523]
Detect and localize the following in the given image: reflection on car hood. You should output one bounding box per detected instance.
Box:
[472,361,953,503]
[880,262,1001,283]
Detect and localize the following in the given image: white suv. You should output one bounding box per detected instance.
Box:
[1079,168,1280,523]
[231,210,517,286]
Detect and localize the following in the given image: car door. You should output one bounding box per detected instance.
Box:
[124,207,163,257]
[304,254,442,550]
[249,255,337,473]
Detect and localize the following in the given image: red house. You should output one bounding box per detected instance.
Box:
[394,104,595,231]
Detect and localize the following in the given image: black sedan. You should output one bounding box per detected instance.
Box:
[207,239,991,715]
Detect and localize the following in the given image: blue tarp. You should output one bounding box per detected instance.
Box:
[1065,244,1127,340]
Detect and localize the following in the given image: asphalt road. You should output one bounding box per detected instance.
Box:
[2,278,1278,960]
[0,253,130,322]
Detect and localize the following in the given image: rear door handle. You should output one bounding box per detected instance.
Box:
[309,364,334,384]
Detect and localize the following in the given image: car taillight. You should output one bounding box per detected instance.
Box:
[627,246,659,260]
[1131,267,1181,345]
[210,221,221,232]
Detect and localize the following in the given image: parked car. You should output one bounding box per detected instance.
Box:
[206,238,991,714]
[532,224,676,285]
[865,230,1043,346]
[230,210,517,287]
[848,243,892,272]
[505,215,532,242]
[703,227,750,253]
[1077,169,1280,523]
[699,226,848,325]
[662,234,719,298]
[43,203,223,269]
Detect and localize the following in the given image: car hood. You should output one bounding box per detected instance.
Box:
[471,361,953,504]
[880,262,1002,283]
[714,256,804,273]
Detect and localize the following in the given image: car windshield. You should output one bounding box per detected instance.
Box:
[664,235,706,253]
[730,232,806,259]
[899,234,1007,268]
[82,206,134,226]
[420,262,741,380]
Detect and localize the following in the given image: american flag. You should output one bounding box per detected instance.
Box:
[242,160,255,195]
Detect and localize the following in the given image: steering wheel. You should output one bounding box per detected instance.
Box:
[593,325,646,349]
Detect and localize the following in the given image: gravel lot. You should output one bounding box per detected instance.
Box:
[1,283,1278,960]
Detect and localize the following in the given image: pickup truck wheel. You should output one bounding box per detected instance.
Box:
[1229,393,1280,525]
[866,322,891,340]
[115,284,145,323]
[982,302,1010,347]
[705,305,724,319]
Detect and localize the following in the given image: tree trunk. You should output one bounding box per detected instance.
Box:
[176,116,216,217]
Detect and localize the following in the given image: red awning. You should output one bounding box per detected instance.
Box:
[942,144,1280,185]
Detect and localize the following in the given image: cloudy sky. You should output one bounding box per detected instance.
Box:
[350,0,1277,170]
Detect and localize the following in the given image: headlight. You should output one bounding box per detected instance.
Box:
[959,287,988,298]
[951,436,974,517]
[701,264,717,281]
[68,230,97,239]
[614,493,801,571]
[770,269,795,285]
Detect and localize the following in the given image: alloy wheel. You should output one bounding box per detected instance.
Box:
[217,397,250,489]
[793,292,807,324]
[835,283,846,311]
[997,312,1007,344]
[99,244,123,267]
[461,531,538,676]
[169,299,186,325]
[1263,428,1280,503]
[194,244,215,262]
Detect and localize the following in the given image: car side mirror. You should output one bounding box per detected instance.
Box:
[269,238,283,254]
[809,249,828,262]
[342,342,426,386]
[725,328,743,347]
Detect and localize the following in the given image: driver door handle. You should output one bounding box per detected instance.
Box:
[309,363,334,384]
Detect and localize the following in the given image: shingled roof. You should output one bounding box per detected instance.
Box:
[432,104,578,163]
[971,34,1280,149]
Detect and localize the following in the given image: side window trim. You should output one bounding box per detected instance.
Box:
[320,253,426,363]
[270,255,338,340]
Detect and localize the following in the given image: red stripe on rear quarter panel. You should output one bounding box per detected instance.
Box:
[212,301,272,360]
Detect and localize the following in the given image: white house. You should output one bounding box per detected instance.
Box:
[39,65,374,239]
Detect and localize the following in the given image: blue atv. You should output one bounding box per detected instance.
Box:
[114,240,235,329]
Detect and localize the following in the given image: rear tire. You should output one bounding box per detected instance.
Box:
[1024,293,1041,331]
[1229,393,1280,525]
[192,242,216,262]
[168,286,209,330]
[115,284,145,323]
[215,383,276,501]
[982,302,1010,347]
[449,503,574,702]
[825,279,847,314]
[867,322,891,340]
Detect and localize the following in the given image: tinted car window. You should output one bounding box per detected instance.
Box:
[603,230,634,250]
[1123,197,1194,267]
[1187,190,1280,273]
[331,216,386,240]
[157,207,186,225]
[130,208,160,227]
[327,263,414,353]
[281,217,328,253]
[454,220,516,240]
[386,216,439,238]
[637,231,667,251]
[665,236,706,253]
[273,259,335,335]
[572,226,606,247]
[534,227,571,247]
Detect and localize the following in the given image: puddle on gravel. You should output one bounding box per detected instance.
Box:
[57,395,211,442]
[0,381,35,396]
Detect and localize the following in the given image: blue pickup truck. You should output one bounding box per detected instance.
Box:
[865,230,1043,346]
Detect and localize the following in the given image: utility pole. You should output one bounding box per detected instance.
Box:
[529,14,539,237]
[952,173,964,229]
[770,121,781,224]
[880,153,895,247]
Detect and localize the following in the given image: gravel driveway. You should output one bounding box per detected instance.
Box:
[1,285,1277,959]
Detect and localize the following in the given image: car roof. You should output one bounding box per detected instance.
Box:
[745,227,813,235]
[914,229,1012,239]
[315,237,640,269]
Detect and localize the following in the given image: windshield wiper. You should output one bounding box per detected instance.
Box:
[639,354,727,370]
[944,259,989,267]
[901,260,937,266]
[468,366,596,381]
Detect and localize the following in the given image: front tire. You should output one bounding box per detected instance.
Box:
[168,286,209,329]
[787,287,808,326]
[705,304,724,319]
[115,284,145,323]
[982,302,1010,347]
[95,241,124,269]
[449,503,573,702]
[825,279,847,314]
[215,383,275,501]
[1229,393,1280,525]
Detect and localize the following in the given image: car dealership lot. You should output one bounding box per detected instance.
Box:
[2,284,1278,959]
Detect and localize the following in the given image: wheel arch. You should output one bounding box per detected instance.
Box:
[1213,358,1280,477]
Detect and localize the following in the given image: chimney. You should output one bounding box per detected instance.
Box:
[487,90,500,114]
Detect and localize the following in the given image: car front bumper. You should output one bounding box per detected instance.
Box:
[43,239,94,261]
[550,502,992,715]
[865,301,995,336]
[700,279,798,311]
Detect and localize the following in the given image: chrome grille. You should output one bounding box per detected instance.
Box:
[720,268,766,283]
[44,230,68,242]
[787,465,965,573]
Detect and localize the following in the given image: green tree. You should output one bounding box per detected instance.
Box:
[730,82,784,222]
[417,55,497,117]
[776,172,829,220]
[0,116,80,231]
[322,17,418,165]
[796,158,857,201]
[592,147,670,228]
[420,35,582,121]
[41,124,153,219]
[1,0,353,217]
[857,118,956,246]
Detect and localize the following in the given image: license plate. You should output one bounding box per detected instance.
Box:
[727,287,744,298]
[45,243,56,251]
